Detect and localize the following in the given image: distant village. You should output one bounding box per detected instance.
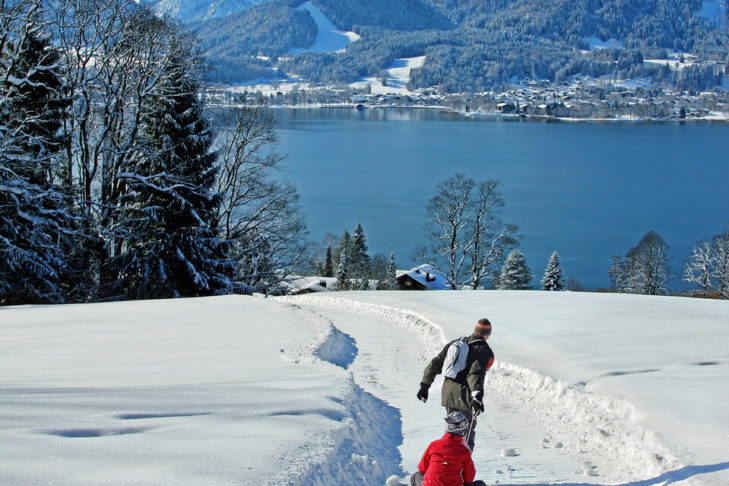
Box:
[205,75,729,121]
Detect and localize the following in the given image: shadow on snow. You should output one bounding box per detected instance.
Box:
[501,461,729,486]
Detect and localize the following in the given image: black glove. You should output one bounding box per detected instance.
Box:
[417,382,430,403]
[471,390,484,414]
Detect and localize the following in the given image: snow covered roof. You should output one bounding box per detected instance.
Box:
[396,264,452,290]
[276,276,335,295]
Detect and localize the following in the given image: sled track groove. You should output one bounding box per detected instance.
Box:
[274,299,404,486]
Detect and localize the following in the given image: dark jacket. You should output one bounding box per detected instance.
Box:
[418,433,476,486]
[421,335,494,411]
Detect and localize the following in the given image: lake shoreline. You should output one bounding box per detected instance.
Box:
[209,102,729,124]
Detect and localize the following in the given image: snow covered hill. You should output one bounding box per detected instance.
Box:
[2,292,728,485]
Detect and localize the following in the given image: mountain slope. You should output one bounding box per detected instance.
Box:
[183,0,728,91]
[143,0,270,23]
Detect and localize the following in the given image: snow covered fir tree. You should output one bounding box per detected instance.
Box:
[387,252,397,290]
[498,249,533,290]
[350,222,372,289]
[112,22,231,299]
[541,251,565,291]
[0,0,72,305]
[324,245,334,278]
[337,251,349,291]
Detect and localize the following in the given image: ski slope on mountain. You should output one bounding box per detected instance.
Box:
[289,2,360,55]
[1,291,728,485]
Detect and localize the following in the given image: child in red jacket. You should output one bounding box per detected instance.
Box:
[410,411,486,486]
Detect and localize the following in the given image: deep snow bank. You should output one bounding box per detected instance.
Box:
[279,299,403,485]
[292,376,403,486]
[487,362,680,479]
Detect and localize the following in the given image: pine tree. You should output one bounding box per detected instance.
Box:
[337,251,349,291]
[498,249,533,290]
[541,251,565,291]
[335,230,351,272]
[351,222,371,278]
[387,252,397,290]
[0,1,71,304]
[324,245,333,277]
[114,28,231,299]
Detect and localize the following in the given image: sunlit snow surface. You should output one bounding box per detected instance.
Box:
[2,292,728,485]
[351,56,427,95]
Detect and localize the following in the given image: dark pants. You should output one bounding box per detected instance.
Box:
[410,471,486,486]
[447,407,477,451]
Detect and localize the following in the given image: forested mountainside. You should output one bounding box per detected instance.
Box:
[177,0,729,91]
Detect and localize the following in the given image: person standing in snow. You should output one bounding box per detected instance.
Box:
[410,411,487,486]
[416,318,495,451]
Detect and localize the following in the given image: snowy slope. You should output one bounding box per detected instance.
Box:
[2,292,728,485]
[351,56,426,95]
[289,2,360,55]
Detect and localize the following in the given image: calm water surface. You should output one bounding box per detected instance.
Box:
[273,107,729,289]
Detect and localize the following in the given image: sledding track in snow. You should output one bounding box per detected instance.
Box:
[279,294,689,486]
[273,301,404,486]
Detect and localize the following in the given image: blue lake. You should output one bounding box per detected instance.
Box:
[273,107,729,289]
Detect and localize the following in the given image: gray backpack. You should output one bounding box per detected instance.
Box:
[443,337,469,379]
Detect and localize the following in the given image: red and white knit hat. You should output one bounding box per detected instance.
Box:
[473,318,492,339]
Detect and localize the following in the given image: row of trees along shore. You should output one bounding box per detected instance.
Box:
[1,0,307,305]
[312,173,728,297]
[611,230,729,298]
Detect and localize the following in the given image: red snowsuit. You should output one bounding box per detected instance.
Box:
[417,433,476,486]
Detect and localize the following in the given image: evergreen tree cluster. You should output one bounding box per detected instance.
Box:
[193,1,316,59]
[312,0,451,32]
[1,0,305,305]
[314,223,398,290]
